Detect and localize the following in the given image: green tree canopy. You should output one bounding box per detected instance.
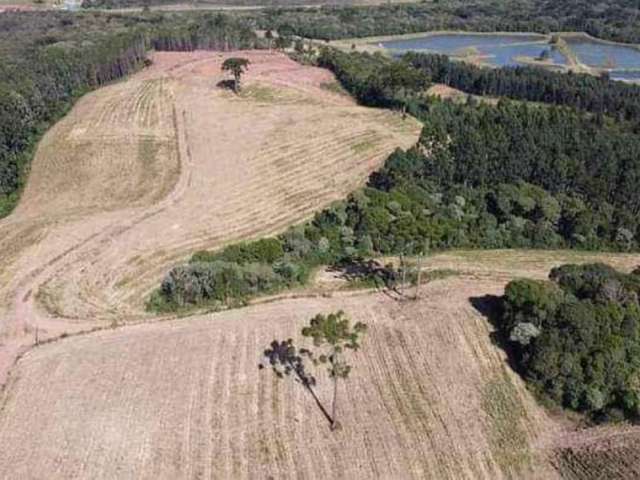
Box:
[221,57,250,93]
[497,263,640,422]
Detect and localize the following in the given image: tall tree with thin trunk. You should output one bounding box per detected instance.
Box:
[221,57,250,93]
[265,29,274,52]
[261,311,367,431]
[301,311,367,431]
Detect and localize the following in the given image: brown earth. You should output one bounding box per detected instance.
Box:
[1,50,640,479]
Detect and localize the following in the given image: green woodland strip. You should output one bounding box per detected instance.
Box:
[152,47,640,312]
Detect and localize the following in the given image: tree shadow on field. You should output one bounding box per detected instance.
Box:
[259,339,333,427]
[329,257,406,301]
[216,79,235,91]
[469,294,522,374]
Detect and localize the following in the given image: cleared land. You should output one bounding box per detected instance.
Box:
[3,251,640,478]
[0,50,419,351]
[0,276,559,479]
[1,50,640,479]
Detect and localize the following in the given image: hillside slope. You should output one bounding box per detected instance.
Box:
[0,50,420,380]
[1,49,640,479]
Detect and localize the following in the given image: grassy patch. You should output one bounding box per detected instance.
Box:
[350,138,377,154]
[240,84,278,103]
[320,81,350,97]
[481,367,532,474]
[34,286,64,318]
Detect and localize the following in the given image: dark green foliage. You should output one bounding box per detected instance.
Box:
[317,48,429,112]
[321,50,640,250]
[249,0,640,44]
[405,52,640,128]
[301,310,367,356]
[79,0,640,49]
[158,260,282,308]
[0,11,258,216]
[420,100,640,247]
[498,264,640,421]
[192,238,284,265]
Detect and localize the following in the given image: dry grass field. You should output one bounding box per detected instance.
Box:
[0,278,560,479]
[1,49,640,479]
[2,251,640,478]
[0,50,419,366]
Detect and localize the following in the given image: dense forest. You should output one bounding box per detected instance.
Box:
[406,52,640,128]
[154,47,640,313]
[498,264,640,422]
[320,49,640,246]
[0,11,258,216]
[249,0,640,43]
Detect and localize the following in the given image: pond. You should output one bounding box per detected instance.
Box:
[378,33,568,68]
[611,70,640,82]
[377,33,640,81]
[565,37,640,70]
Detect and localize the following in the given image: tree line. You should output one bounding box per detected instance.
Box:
[80,0,640,45]
[249,0,640,44]
[405,52,640,129]
[0,11,258,217]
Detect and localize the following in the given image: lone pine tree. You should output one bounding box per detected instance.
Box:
[262,311,367,431]
[301,311,368,431]
[221,57,250,93]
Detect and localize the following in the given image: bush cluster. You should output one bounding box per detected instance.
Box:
[498,264,640,422]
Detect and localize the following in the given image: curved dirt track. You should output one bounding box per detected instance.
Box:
[0,50,420,381]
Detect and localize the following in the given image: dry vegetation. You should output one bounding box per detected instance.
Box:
[552,425,640,479]
[0,50,419,353]
[0,278,561,479]
[1,49,640,478]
